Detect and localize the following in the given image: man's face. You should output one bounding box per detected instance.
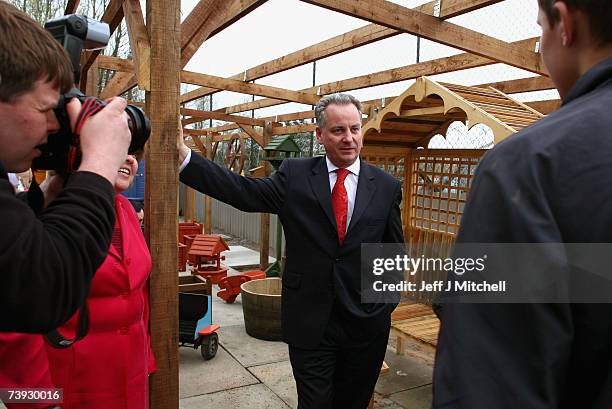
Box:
[316,103,363,168]
[0,79,60,172]
[537,4,578,99]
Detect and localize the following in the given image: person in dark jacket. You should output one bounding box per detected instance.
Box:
[0,2,132,333]
[433,1,612,408]
[178,93,404,409]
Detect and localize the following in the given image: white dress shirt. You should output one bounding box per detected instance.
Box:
[326,156,360,233]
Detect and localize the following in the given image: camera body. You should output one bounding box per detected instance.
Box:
[32,14,150,172]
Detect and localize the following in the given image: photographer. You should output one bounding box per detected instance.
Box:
[0,1,132,333]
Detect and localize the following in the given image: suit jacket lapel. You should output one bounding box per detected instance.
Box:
[308,157,337,230]
[347,160,376,235]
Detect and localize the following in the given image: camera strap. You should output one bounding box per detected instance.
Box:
[44,302,90,348]
[74,97,105,135]
[65,97,106,173]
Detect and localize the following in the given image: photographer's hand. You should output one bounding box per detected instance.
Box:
[67,97,131,185]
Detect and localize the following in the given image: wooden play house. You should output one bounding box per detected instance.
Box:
[360,76,545,358]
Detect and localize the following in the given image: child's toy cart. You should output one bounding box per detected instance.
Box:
[178,275,220,360]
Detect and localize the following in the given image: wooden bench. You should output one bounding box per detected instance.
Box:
[391,303,440,361]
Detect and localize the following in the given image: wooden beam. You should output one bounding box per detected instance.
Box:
[64,0,80,14]
[476,76,555,94]
[181,71,320,105]
[181,0,267,67]
[237,124,265,147]
[525,99,561,114]
[260,121,272,270]
[123,0,151,90]
[191,134,207,154]
[181,0,502,103]
[181,24,398,103]
[271,123,317,135]
[217,37,539,114]
[81,0,125,73]
[180,108,265,126]
[146,0,179,405]
[301,0,545,75]
[204,135,213,233]
[99,71,136,99]
[97,55,134,72]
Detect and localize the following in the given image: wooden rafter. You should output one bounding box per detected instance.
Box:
[181,0,267,67]
[181,71,320,105]
[181,24,399,103]
[217,37,539,114]
[237,124,265,147]
[180,0,503,103]
[64,0,80,14]
[477,76,555,94]
[81,0,125,73]
[99,0,266,98]
[301,0,546,75]
[272,123,317,135]
[181,108,265,127]
[123,0,150,90]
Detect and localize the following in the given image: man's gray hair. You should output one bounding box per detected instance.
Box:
[315,93,362,128]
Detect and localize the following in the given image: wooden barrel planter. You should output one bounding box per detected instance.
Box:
[240,278,282,341]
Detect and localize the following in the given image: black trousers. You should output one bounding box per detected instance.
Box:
[288,306,391,409]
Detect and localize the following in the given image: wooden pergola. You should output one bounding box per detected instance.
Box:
[69,0,558,406]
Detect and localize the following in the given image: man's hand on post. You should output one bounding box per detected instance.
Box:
[177,121,190,166]
[67,97,131,185]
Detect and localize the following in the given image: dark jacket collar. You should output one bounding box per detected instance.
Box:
[563,56,612,105]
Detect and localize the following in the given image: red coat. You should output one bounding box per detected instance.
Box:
[45,195,155,408]
[0,333,54,409]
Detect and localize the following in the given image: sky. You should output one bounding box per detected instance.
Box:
[177,0,559,118]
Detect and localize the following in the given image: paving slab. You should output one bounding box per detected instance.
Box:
[389,384,433,409]
[375,348,433,397]
[212,286,248,327]
[179,383,290,409]
[248,360,298,409]
[224,245,275,268]
[179,344,258,399]
[220,324,290,367]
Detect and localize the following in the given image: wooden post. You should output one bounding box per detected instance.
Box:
[145,0,179,407]
[204,134,213,233]
[259,121,272,270]
[84,59,99,97]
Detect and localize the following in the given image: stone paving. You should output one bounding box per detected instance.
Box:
[177,244,434,409]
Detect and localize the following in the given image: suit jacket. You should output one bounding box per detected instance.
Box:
[181,154,404,348]
[433,57,612,409]
[0,165,115,333]
[45,195,155,409]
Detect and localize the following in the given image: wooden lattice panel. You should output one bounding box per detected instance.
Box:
[361,145,409,186]
[410,149,485,234]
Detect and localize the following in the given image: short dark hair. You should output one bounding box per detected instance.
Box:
[0,1,73,102]
[538,0,612,46]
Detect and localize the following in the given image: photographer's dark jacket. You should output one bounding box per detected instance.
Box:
[434,57,612,409]
[0,165,116,333]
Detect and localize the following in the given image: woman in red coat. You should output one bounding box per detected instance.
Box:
[45,154,155,408]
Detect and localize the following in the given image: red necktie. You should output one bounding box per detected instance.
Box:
[332,168,350,246]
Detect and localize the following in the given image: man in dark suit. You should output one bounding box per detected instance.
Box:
[178,93,404,408]
[433,1,612,408]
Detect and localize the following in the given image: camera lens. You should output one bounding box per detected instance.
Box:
[125,105,151,154]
